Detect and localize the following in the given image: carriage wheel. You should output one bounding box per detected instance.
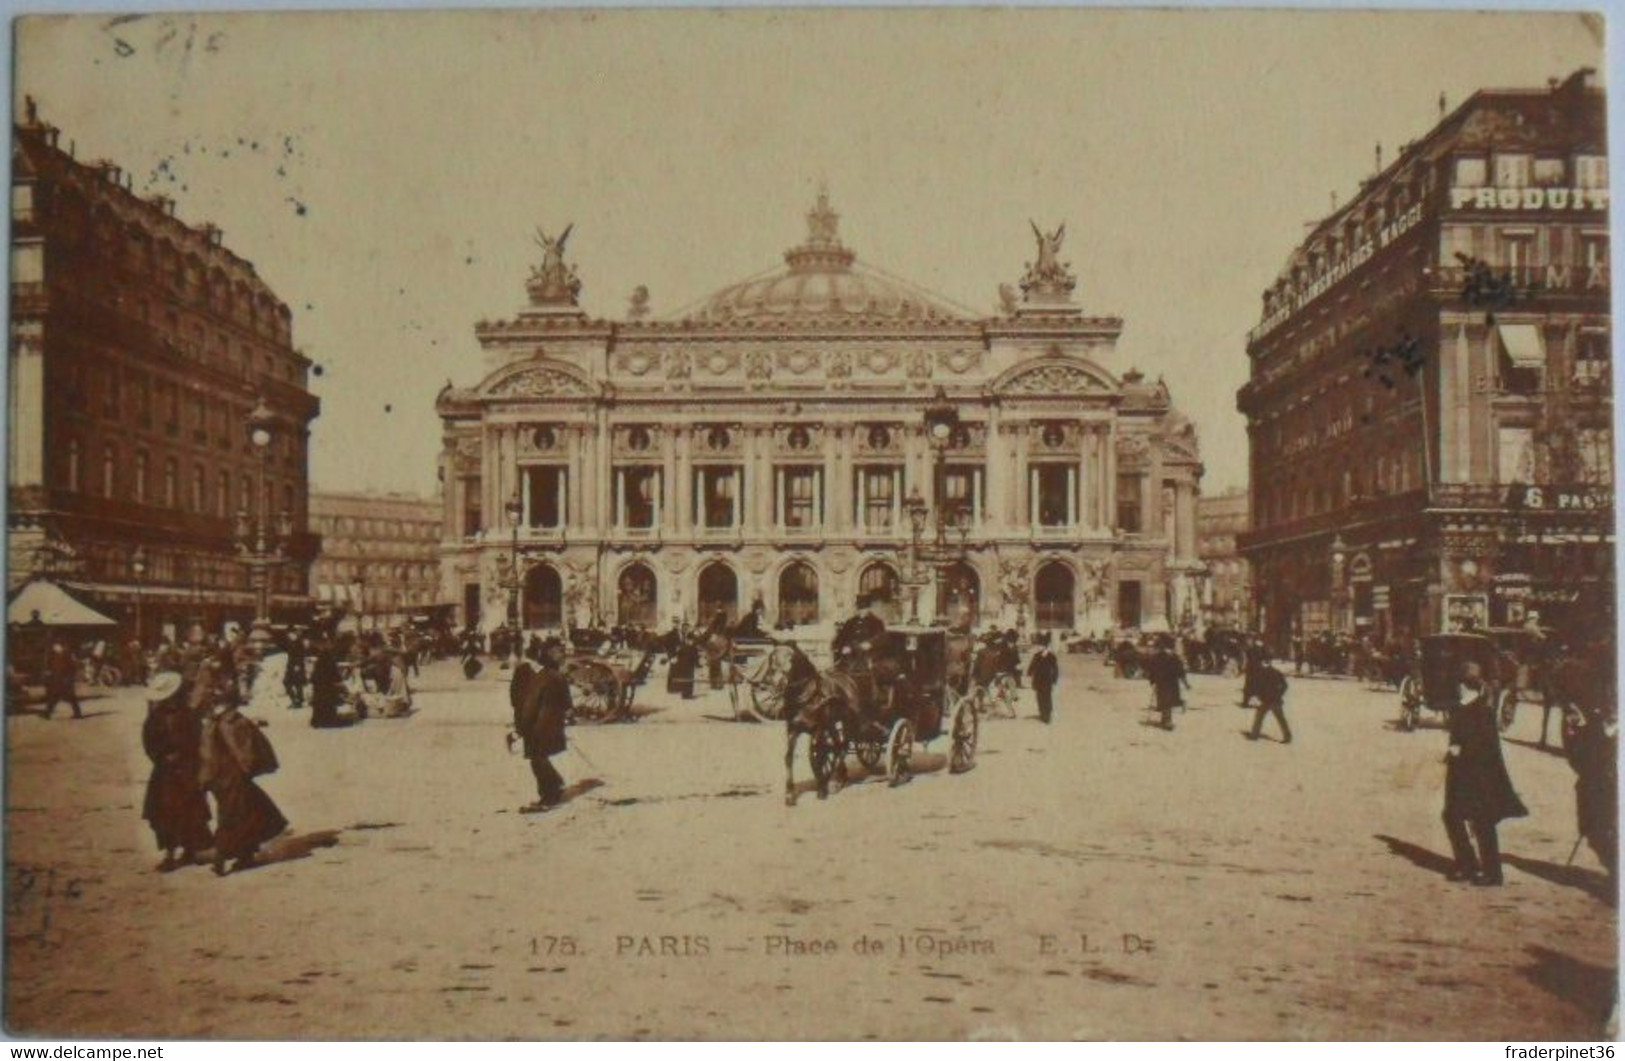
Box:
[1400,704,1418,732]
[750,681,785,722]
[1496,690,1517,734]
[949,694,979,774]
[99,665,123,688]
[809,722,844,797]
[885,718,915,787]
[854,741,884,769]
[568,670,617,722]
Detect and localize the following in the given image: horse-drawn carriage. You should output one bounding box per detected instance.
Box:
[785,627,980,804]
[560,633,657,723]
[1398,633,1518,733]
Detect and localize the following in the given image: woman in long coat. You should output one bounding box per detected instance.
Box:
[1443,662,1528,885]
[141,672,213,871]
[198,697,288,876]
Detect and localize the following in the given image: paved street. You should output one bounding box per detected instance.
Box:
[5,653,1615,1040]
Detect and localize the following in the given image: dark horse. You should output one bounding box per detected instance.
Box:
[778,644,861,806]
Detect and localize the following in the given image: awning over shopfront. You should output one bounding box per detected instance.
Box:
[6,578,117,627]
[1498,323,1546,369]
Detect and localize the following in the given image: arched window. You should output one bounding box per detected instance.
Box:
[858,562,903,624]
[617,563,658,627]
[522,563,563,629]
[133,450,148,503]
[217,471,231,517]
[778,562,820,627]
[100,444,115,498]
[697,562,739,626]
[935,562,980,625]
[1034,562,1076,630]
[191,465,205,512]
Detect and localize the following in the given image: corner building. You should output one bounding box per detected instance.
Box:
[437,194,1203,638]
[8,105,320,639]
[1238,70,1612,649]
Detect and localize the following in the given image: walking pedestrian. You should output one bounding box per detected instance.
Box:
[1442,661,1527,886]
[512,639,571,811]
[1246,658,1292,744]
[1027,633,1059,724]
[41,640,82,720]
[1144,637,1189,731]
[140,672,213,871]
[283,635,307,710]
[198,691,287,876]
[1569,696,1617,883]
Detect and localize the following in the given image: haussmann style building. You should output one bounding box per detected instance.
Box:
[1237,69,1612,650]
[7,102,320,642]
[309,490,445,630]
[436,192,1204,638]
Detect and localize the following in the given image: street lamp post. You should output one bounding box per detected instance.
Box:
[1329,533,1349,636]
[505,490,523,670]
[131,546,147,649]
[234,397,294,652]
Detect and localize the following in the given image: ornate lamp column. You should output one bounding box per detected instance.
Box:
[131,546,147,648]
[1329,533,1349,635]
[903,488,930,624]
[234,398,293,652]
[505,489,523,669]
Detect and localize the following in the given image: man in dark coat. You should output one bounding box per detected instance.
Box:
[1246,659,1292,744]
[198,691,287,876]
[42,641,82,720]
[308,643,348,728]
[1239,639,1267,708]
[283,635,307,710]
[1027,634,1059,724]
[668,632,700,700]
[1443,661,1528,886]
[832,595,886,660]
[1569,696,1617,883]
[141,672,213,870]
[513,640,571,811]
[1144,638,1189,731]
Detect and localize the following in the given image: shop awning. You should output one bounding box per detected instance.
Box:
[6,579,117,627]
[1498,323,1546,369]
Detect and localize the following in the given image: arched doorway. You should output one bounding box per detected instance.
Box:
[523,563,563,629]
[778,561,820,627]
[697,562,739,627]
[617,563,658,628]
[1034,561,1076,630]
[935,562,980,625]
[858,562,903,623]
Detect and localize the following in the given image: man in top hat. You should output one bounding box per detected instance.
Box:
[833,593,887,661]
[1143,636,1189,731]
[1026,633,1059,724]
[1442,660,1528,886]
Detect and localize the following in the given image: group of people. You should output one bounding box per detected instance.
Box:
[140,664,287,877]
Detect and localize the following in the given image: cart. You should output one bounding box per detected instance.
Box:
[563,646,655,723]
[1399,633,1517,733]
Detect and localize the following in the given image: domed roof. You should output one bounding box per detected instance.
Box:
[683,191,967,325]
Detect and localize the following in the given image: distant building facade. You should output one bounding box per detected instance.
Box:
[1196,488,1250,628]
[437,193,1205,638]
[310,490,444,629]
[8,103,320,640]
[1237,70,1611,650]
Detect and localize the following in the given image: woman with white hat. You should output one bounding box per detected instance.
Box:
[140,672,213,872]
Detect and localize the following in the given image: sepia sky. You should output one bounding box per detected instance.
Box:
[13,8,1606,498]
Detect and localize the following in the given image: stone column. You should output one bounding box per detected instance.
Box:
[1013,423,1028,529]
[675,428,691,532]
[985,406,1004,531]
[661,427,677,534]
